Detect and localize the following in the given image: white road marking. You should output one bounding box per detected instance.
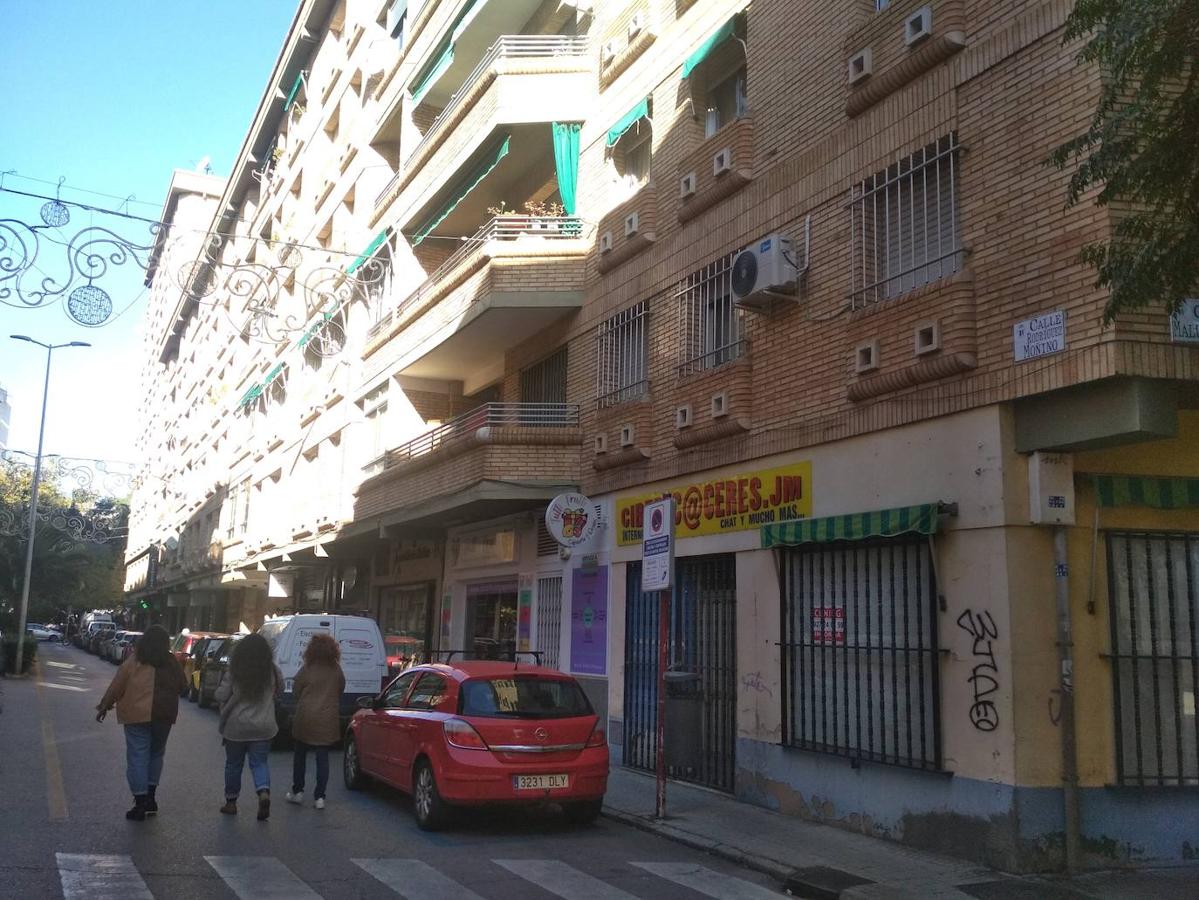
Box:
[40,682,90,692]
[205,856,322,899]
[631,862,783,899]
[57,854,153,900]
[353,858,484,900]
[496,859,637,900]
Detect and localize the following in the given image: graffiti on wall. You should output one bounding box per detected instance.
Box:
[957,609,1000,732]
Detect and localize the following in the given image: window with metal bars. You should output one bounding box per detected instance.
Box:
[849,133,962,308]
[1106,531,1198,786]
[520,345,568,404]
[677,249,745,376]
[536,575,563,670]
[780,536,942,771]
[596,300,648,407]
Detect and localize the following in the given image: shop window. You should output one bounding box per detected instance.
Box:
[780,536,942,771]
[466,582,518,660]
[1107,531,1199,786]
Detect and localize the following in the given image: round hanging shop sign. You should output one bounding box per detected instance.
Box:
[545,492,600,548]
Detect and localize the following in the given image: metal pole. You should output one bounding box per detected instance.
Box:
[14,344,54,677]
[655,588,668,818]
[1053,525,1081,873]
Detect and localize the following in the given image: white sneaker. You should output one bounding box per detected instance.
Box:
[285,791,304,805]
[314,798,325,810]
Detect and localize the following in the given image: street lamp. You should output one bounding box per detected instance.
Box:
[9,335,90,676]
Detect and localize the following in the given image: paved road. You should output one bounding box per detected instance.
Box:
[0,643,785,899]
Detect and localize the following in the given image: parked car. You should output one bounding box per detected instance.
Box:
[258,613,388,737]
[171,631,225,695]
[115,631,142,663]
[101,630,129,663]
[186,634,230,702]
[89,626,116,655]
[78,621,110,649]
[25,624,60,642]
[198,635,242,709]
[343,661,609,831]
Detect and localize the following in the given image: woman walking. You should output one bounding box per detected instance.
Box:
[95,624,187,821]
[216,633,282,820]
[286,633,345,809]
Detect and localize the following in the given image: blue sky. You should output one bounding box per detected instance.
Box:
[0,1,297,471]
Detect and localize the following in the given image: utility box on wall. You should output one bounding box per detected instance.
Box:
[1029,451,1075,525]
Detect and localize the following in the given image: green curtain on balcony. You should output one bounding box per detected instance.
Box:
[410,134,511,246]
[760,503,942,548]
[552,122,581,216]
[606,98,649,148]
[682,14,740,79]
[283,71,305,111]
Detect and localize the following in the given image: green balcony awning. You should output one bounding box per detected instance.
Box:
[283,72,305,111]
[682,15,739,79]
[409,0,478,103]
[346,229,390,274]
[1092,475,1199,509]
[606,98,649,148]
[237,383,263,408]
[263,362,286,387]
[298,313,333,348]
[761,503,943,549]
[410,134,511,245]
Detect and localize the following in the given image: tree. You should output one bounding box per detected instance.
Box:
[1051,0,1199,323]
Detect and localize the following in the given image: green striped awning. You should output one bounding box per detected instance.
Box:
[237,383,263,408]
[283,72,305,111]
[263,362,286,387]
[410,134,511,245]
[298,313,333,348]
[346,229,390,274]
[1092,475,1199,509]
[682,15,739,79]
[761,503,942,549]
[606,98,650,148]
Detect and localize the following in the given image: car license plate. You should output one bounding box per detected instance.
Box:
[513,774,569,791]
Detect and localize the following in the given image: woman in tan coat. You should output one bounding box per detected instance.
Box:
[96,624,188,821]
[286,633,345,809]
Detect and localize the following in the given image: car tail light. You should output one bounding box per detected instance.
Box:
[585,725,606,749]
[443,718,489,750]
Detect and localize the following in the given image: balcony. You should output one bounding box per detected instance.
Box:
[373,35,591,220]
[363,215,587,388]
[354,402,582,529]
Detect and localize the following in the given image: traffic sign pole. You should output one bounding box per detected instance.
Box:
[642,496,675,819]
[656,587,668,818]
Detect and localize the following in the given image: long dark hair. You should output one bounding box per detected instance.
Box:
[136,624,171,667]
[230,633,274,699]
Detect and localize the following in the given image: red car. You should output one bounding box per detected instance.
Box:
[343,661,608,831]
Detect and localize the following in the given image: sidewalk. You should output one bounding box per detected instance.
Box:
[601,767,1195,899]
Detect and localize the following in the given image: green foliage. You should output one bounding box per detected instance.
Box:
[2,637,38,674]
[1051,0,1199,323]
[0,460,128,630]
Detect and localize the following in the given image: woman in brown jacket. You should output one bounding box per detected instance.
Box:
[96,624,188,820]
[285,633,345,809]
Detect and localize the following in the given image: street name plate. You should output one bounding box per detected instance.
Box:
[1170,298,1199,344]
[1013,310,1066,362]
[642,497,675,592]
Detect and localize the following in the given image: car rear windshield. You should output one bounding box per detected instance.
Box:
[459,675,593,719]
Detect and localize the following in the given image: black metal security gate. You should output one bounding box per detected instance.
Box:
[624,555,736,792]
[1106,531,1198,786]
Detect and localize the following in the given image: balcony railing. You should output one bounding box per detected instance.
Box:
[364,402,580,475]
[374,34,589,209]
[366,215,583,342]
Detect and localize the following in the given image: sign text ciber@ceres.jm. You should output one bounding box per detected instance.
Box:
[616,462,812,545]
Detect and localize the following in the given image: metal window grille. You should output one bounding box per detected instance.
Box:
[849,132,962,309]
[536,516,558,556]
[780,536,942,771]
[536,575,563,670]
[238,478,251,536]
[677,249,745,376]
[596,300,648,408]
[521,346,568,405]
[1106,531,1199,786]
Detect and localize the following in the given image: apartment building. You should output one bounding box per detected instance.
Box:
[127,0,1199,871]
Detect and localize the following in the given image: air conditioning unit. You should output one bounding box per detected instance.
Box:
[731,234,799,312]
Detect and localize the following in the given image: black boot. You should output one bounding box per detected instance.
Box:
[144,785,158,816]
[256,789,271,821]
[126,795,147,821]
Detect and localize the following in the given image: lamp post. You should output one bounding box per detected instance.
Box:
[9,335,90,676]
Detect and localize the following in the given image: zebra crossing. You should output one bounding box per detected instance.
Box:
[55,852,784,899]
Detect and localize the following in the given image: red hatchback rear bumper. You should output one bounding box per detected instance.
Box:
[436,746,609,805]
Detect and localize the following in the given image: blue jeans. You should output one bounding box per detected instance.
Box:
[223,739,271,799]
[291,742,331,799]
[124,722,172,796]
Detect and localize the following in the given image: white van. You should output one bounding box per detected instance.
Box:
[257,613,388,733]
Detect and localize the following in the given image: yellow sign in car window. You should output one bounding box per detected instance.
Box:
[492,679,519,712]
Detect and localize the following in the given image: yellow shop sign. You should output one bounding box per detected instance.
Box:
[616,462,812,546]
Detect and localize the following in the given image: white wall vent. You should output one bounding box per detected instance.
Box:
[675,405,693,429]
[848,48,873,85]
[600,230,614,253]
[914,320,941,355]
[855,340,880,374]
[679,172,697,198]
[905,7,933,46]
[619,423,636,447]
[712,147,733,177]
[710,392,729,419]
[624,211,640,237]
[627,12,645,40]
[594,433,608,454]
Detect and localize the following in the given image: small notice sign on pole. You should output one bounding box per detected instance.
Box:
[642,497,675,592]
[1170,298,1199,344]
[1013,310,1066,362]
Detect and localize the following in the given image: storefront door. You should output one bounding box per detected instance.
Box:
[466,580,518,660]
[378,583,435,667]
[624,555,737,792]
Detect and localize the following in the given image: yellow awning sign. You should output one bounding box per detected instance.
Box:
[616,462,812,546]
